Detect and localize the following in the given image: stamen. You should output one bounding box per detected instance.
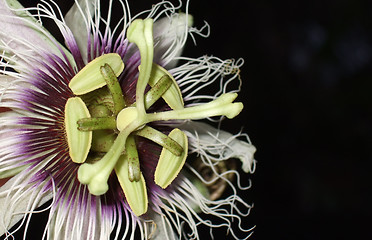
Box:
[143,74,172,109]
[154,128,188,189]
[148,63,184,110]
[130,74,173,110]
[100,63,126,115]
[135,126,183,156]
[125,135,141,182]
[64,97,92,163]
[127,18,154,116]
[69,53,125,95]
[139,63,184,109]
[114,153,148,216]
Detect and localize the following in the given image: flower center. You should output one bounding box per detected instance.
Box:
[64,18,243,216]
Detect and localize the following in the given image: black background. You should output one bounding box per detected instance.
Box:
[7,0,372,239]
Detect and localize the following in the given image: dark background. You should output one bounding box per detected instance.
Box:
[185,1,372,239]
[8,0,372,239]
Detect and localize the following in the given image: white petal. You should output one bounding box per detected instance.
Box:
[0,173,52,236]
[46,186,114,240]
[65,0,95,63]
[0,109,32,180]
[153,13,193,69]
[0,0,70,66]
[0,75,15,98]
[179,121,257,173]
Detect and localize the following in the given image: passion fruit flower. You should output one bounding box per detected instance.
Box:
[0,0,256,239]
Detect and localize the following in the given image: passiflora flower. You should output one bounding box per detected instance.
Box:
[0,0,256,239]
